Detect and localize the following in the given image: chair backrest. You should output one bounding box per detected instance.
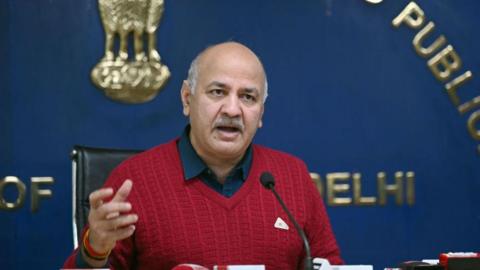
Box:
[71,145,142,248]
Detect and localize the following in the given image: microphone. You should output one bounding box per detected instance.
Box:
[259,172,313,270]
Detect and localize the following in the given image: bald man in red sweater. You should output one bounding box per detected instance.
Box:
[63,42,342,269]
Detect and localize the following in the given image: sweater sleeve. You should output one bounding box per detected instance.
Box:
[62,249,82,268]
[301,162,344,265]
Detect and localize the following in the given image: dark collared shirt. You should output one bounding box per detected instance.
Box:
[177,126,252,198]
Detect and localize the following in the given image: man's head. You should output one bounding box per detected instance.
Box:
[181,42,267,162]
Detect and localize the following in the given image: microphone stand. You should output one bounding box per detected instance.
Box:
[269,186,313,270]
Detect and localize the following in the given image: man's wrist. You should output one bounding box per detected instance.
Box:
[78,228,110,268]
[83,228,111,260]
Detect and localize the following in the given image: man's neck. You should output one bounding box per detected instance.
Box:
[198,152,242,184]
[187,130,248,184]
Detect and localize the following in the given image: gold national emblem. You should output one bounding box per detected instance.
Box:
[91,0,170,104]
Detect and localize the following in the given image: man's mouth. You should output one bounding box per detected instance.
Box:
[213,117,244,138]
[216,126,241,133]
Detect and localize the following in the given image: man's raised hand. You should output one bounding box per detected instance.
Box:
[87,179,138,255]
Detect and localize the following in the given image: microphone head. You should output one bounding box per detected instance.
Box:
[260,172,275,189]
[171,264,209,270]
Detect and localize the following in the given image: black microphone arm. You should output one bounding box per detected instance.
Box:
[260,172,313,270]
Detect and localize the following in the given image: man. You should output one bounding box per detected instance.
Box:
[63,42,342,269]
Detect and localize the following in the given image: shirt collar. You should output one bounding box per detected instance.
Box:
[177,125,253,181]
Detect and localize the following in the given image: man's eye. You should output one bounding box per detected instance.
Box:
[210,89,224,96]
[241,94,256,103]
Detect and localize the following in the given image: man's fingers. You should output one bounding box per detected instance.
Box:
[89,179,132,211]
[89,188,114,209]
[90,213,137,235]
[109,214,138,230]
[111,225,136,241]
[111,179,133,203]
[105,212,120,220]
[96,202,132,219]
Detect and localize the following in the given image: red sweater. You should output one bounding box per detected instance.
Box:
[64,139,342,269]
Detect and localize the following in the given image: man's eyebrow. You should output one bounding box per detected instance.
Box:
[243,88,259,95]
[205,82,259,94]
[206,81,227,88]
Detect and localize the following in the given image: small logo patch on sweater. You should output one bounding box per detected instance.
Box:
[274,217,289,230]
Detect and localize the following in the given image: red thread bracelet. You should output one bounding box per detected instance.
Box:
[83,228,111,260]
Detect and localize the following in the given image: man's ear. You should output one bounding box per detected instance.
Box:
[181,81,192,116]
[258,105,264,128]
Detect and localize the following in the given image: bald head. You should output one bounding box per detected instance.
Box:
[186,42,268,102]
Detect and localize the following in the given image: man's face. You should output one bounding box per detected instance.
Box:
[181,45,265,161]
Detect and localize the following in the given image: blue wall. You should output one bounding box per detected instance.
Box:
[1,1,479,269]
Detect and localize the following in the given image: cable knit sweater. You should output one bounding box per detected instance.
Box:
[63,139,342,269]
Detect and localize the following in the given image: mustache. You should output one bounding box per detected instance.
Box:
[214,117,244,131]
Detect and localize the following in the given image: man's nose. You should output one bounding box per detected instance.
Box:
[221,95,242,117]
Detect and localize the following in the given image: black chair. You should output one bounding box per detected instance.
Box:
[70,145,142,248]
